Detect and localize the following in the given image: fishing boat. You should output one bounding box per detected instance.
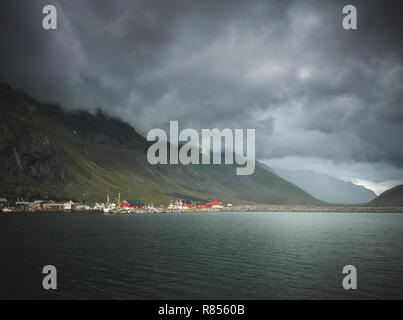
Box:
[103,203,117,214]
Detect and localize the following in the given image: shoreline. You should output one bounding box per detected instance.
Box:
[223,205,403,213]
[2,205,403,214]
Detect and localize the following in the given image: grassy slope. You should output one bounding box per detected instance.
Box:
[368,185,403,207]
[35,107,320,205]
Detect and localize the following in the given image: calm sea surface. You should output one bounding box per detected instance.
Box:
[0,211,402,299]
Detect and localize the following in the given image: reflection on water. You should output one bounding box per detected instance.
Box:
[0,211,402,299]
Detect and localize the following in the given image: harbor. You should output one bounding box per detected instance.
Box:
[2,195,403,214]
[0,194,232,214]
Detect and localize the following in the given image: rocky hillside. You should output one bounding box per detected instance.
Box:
[0,84,67,198]
[0,83,321,205]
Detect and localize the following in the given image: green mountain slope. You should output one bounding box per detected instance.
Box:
[368,185,403,207]
[0,83,321,205]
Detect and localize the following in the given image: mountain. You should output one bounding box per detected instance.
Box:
[272,168,376,204]
[368,185,403,206]
[0,83,321,205]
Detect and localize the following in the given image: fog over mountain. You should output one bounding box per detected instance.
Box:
[1,0,403,193]
[274,168,376,204]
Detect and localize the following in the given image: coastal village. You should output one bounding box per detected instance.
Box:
[0,194,230,214]
[2,195,403,214]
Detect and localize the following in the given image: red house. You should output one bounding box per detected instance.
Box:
[207,200,223,206]
[206,200,224,208]
[195,200,223,208]
[120,200,145,209]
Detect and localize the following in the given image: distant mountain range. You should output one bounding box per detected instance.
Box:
[0,83,321,205]
[368,185,403,207]
[272,168,377,204]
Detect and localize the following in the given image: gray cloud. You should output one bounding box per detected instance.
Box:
[1,0,403,187]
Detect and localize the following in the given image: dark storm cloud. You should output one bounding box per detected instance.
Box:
[1,0,403,183]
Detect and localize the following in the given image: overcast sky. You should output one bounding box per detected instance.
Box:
[1,0,402,193]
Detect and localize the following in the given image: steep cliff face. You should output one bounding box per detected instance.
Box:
[0,83,320,205]
[40,104,148,150]
[0,84,66,198]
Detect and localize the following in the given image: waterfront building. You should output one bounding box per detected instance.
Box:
[120,200,145,209]
[206,200,224,208]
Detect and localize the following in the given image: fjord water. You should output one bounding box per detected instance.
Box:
[1,212,402,299]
